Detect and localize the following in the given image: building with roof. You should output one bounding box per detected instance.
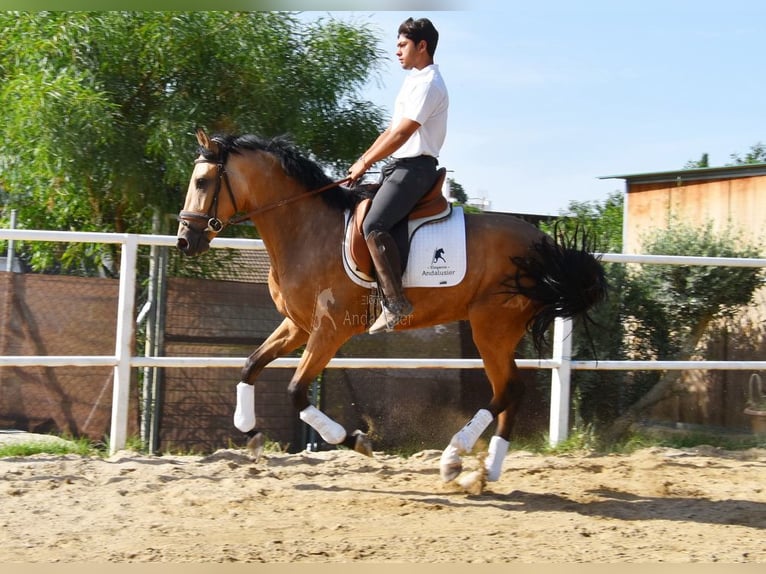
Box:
[601,163,766,434]
[602,163,766,254]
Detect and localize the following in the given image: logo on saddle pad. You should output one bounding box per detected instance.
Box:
[343,206,467,289]
[421,246,457,281]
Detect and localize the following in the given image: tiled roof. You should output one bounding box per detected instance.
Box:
[205,248,272,283]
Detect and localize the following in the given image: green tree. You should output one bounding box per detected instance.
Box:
[685,152,709,168]
[603,220,764,443]
[685,142,766,169]
[446,177,468,204]
[729,141,766,165]
[0,12,386,273]
[549,190,624,254]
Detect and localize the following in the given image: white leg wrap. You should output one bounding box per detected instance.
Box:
[233,382,256,432]
[450,409,493,453]
[299,405,347,445]
[484,436,510,482]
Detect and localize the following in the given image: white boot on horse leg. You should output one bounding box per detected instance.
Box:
[484,435,510,482]
[300,405,347,444]
[299,405,372,456]
[456,434,510,493]
[234,382,266,461]
[439,409,493,482]
[234,382,256,432]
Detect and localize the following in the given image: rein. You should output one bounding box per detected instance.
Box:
[228,176,352,225]
[179,155,351,233]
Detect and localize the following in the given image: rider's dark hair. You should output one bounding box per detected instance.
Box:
[398,17,439,58]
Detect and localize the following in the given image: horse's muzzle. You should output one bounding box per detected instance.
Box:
[176,227,211,256]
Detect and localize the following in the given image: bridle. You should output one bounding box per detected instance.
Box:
[178,154,236,233]
[178,149,351,235]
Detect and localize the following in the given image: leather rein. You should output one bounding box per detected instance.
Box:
[178,153,351,234]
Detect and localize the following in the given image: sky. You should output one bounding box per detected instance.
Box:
[301,0,765,215]
[5,0,764,215]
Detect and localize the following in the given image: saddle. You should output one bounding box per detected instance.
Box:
[344,167,451,281]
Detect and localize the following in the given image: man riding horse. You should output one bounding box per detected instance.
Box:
[347,17,448,334]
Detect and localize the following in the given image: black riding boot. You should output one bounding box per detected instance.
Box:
[366,230,413,334]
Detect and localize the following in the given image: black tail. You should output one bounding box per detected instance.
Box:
[503,224,609,354]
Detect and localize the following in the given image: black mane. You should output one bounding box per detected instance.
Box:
[199,133,362,212]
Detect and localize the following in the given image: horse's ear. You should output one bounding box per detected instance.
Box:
[195,127,218,154]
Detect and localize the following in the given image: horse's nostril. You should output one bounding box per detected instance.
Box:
[177,237,189,252]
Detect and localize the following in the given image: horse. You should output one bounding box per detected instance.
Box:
[176,128,608,486]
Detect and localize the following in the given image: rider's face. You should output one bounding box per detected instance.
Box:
[396,35,426,70]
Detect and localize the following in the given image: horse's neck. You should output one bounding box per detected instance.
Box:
[236,154,343,276]
[251,189,342,275]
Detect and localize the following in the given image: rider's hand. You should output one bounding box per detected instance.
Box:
[348,155,370,185]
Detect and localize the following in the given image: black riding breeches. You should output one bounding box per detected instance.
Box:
[361,155,439,239]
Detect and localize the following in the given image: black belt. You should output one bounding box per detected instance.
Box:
[390,155,438,166]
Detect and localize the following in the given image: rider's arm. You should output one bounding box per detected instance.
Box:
[348,118,421,183]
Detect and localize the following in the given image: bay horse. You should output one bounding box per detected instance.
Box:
[176,128,607,485]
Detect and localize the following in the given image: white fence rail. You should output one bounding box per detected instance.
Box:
[1,228,765,454]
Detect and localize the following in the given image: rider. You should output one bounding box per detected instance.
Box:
[348,17,449,334]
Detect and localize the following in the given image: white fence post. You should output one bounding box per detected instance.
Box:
[549,317,573,447]
[110,235,138,455]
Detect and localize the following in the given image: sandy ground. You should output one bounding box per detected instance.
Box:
[0,440,764,563]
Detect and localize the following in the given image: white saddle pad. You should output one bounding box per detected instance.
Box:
[342,206,467,288]
[402,206,467,287]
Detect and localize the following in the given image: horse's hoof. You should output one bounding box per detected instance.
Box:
[457,469,486,495]
[352,430,373,457]
[440,443,463,482]
[246,431,265,463]
[440,462,462,482]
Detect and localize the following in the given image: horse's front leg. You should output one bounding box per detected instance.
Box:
[234,318,308,453]
[288,333,372,456]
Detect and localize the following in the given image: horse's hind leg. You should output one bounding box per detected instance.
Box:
[440,307,527,482]
[484,370,524,481]
[475,321,527,482]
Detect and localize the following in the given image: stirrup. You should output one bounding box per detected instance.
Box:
[368,302,411,334]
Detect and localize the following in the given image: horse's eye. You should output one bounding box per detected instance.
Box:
[195,177,209,191]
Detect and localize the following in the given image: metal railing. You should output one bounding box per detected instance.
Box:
[1,228,765,454]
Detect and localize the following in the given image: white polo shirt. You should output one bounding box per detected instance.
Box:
[391,64,448,160]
